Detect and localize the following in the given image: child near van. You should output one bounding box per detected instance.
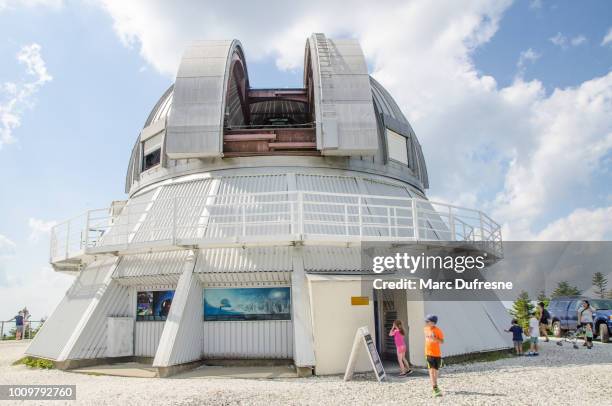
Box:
[505,319,524,355]
[389,320,412,376]
[424,314,444,398]
[527,312,539,356]
[585,323,594,349]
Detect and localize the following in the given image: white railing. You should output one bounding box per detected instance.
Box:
[50,191,502,264]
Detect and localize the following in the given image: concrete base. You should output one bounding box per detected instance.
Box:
[156,359,203,378]
[296,366,313,377]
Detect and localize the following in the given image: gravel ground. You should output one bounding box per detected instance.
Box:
[0,339,610,406]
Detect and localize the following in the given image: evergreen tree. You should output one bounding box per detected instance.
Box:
[536,290,549,307]
[510,291,534,329]
[592,272,608,299]
[551,281,581,298]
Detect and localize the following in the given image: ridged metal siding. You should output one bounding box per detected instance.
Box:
[135,321,165,357]
[132,179,214,243]
[202,320,293,359]
[113,250,191,278]
[206,174,289,239]
[26,258,118,360]
[303,247,361,272]
[166,40,244,158]
[163,274,204,365]
[196,247,292,273]
[68,280,131,359]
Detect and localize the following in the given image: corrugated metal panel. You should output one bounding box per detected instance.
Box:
[26,258,118,360]
[166,40,245,158]
[68,280,131,359]
[164,275,204,365]
[362,179,414,238]
[424,301,511,357]
[113,274,181,287]
[113,250,191,278]
[132,179,214,243]
[297,174,360,236]
[196,247,292,273]
[198,272,291,286]
[135,321,165,357]
[307,34,378,155]
[97,189,156,247]
[303,247,362,272]
[202,320,293,359]
[206,175,289,239]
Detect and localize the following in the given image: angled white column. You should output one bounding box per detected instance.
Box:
[291,246,316,369]
[153,251,201,367]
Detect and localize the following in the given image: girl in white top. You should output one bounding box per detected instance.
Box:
[578,300,596,347]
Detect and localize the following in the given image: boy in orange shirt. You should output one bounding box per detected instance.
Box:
[424,314,444,398]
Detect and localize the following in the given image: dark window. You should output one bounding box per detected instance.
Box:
[142,148,161,171]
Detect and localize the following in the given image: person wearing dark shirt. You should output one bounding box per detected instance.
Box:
[538,302,550,342]
[13,311,24,340]
[505,319,524,355]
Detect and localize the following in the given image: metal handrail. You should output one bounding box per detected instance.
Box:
[50,191,503,263]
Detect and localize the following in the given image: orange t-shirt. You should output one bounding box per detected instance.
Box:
[424,325,444,357]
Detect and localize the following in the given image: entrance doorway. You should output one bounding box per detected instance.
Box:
[373,289,409,361]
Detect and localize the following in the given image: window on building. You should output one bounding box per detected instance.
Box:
[142,132,162,171]
[386,129,408,165]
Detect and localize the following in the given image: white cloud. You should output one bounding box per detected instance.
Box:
[0,265,72,320]
[95,1,612,241]
[0,234,16,258]
[550,32,587,49]
[0,43,52,148]
[602,27,612,47]
[0,0,62,11]
[529,0,542,9]
[28,217,57,242]
[535,207,612,240]
[516,48,540,78]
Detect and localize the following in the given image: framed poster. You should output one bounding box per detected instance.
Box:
[136,290,175,321]
[204,287,291,321]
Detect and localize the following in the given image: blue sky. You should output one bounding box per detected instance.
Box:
[0,0,611,320]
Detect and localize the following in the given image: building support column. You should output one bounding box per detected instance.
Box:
[291,246,316,376]
[153,250,201,376]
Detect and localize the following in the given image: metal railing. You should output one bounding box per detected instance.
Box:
[1,320,44,340]
[50,191,502,264]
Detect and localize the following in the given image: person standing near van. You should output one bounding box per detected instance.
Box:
[578,300,595,346]
[538,302,550,342]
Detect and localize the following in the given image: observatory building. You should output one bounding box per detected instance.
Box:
[27,34,509,376]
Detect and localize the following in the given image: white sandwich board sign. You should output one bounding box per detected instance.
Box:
[343,326,386,382]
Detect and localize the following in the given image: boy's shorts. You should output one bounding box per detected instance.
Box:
[513,340,522,346]
[426,356,441,370]
[530,336,538,344]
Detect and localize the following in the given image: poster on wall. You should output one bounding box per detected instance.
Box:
[204,287,291,321]
[136,290,175,321]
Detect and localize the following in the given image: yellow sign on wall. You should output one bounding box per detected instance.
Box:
[351,296,369,306]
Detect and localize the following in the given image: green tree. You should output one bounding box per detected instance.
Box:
[551,281,581,298]
[592,272,608,299]
[510,291,534,329]
[536,290,549,307]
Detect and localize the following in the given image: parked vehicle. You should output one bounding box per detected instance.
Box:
[548,297,612,343]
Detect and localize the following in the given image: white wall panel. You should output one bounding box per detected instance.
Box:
[135,322,165,357]
[26,258,118,361]
[202,320,293,359]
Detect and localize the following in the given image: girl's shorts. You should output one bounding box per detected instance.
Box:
[513,340,522,346]
[396,345,406,353]
[530,337,538,344]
